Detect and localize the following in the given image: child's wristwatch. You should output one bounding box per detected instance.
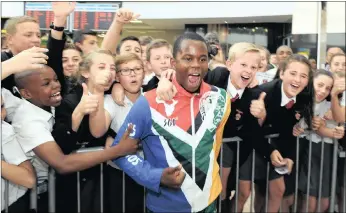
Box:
[50,22,65,31]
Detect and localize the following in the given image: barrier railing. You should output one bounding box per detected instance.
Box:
[75,146,104,213]
[217,134,279,213]
[2,134,346,213]
[216,133,345,213]
[339,147,346,213]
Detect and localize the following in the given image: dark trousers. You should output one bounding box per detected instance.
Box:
[55,164,108,213]
[1,190,31,213]
[37,191,48,213]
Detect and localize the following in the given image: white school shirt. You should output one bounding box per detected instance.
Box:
[1,121,29,210]
[103,95,144,169]
[255,67,277,85]
[11,100,55,184]
[281,83,296,107]
[226,77,246,140]
[226,77,245,99]
[1,88,22,123]
[300,100,337,144]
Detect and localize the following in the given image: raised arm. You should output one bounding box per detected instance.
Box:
[47,2,76,94]
[101,8,140,54]
[1,47,48,81]
[50,2,75,40]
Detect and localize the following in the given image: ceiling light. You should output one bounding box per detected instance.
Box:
[253,20,256,23]
[224,21,228,24]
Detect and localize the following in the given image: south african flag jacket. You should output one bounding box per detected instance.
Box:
[112,79,231,212]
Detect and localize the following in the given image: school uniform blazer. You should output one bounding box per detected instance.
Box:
[204,67,275,164]
[258,79,308,162]
[142,76,160,92]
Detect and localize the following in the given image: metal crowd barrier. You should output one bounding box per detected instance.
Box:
[3,135,346,213]
[75,146,104,213]
[217,134,280,213]
[217,133,346,213]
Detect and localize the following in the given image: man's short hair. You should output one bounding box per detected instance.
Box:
[276,45,293,54]
[327,46,344,53]
[146,39,172,61]
[73,30,97,44]
[204,32,220,45]
[115,36,140,55]
[139,36,154,46]
[173,32,207,58]
[4,16,38,35]
[115,53,144,73]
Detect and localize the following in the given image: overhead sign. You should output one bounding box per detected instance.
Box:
[25,2,68,29]
[25,2,121,31]
[73,3,121,31]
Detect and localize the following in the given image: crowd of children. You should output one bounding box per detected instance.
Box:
[1,2,346,213]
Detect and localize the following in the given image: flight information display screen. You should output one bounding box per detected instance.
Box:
[25,2,121,30]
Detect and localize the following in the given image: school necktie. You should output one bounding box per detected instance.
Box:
[285,100,295,109]
[231,93,239,102]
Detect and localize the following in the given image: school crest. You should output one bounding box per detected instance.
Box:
[235,109,243,121]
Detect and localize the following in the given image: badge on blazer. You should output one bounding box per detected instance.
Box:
[235,109,243,121]
[295,111,301,120]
